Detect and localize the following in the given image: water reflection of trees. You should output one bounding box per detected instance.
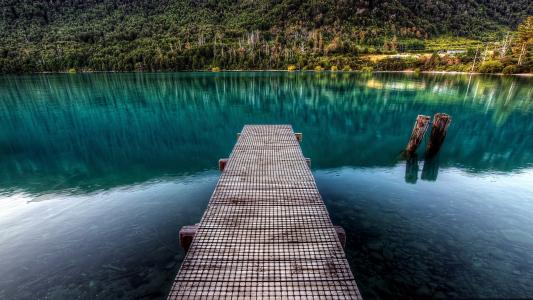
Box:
[0,73,531,193]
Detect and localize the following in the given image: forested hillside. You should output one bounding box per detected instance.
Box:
[1,0,532,72]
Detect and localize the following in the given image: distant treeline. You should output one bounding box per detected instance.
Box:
[0,0,532,73]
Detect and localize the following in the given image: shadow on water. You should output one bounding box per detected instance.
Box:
[405,154,420,184]
[0,72,532,299]
[404,155,441,184]
[421,155,440,181]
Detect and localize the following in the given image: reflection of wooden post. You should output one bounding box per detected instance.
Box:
[219,158,228,171]
[405,115,430,154]
[421,156,439,181]
[405,154,419,184]
[426,113,451,157]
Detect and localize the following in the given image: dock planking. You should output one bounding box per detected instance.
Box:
[168,125,362,299]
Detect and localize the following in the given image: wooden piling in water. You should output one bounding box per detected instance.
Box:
[426,113,452,157]
[334,225,347,248]
[405,115,430,155]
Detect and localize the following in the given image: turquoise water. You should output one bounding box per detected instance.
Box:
[0,72,532,299]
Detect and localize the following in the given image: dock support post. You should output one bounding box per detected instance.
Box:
[334,226,346,248]
[219,158,228,171]
[236,132,241,139]
[426,113,451,157]
[179,224,198,252]
[405,115,430,155]
[295,132,303,142]
[305,158,311,168]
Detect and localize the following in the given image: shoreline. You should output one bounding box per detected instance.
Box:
[7,70,533,76]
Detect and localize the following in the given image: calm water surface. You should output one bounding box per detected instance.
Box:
[0,72,532,299]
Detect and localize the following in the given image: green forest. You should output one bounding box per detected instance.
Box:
[1,0,532,73]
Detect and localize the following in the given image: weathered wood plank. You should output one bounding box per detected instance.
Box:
[169,280,361,299]
[176,259,355,281]
[203,205,330,216]
[192,227,341,244]
[210,188,323,206]
[186,242,346,261]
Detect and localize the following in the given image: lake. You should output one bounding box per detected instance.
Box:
[0,72,532,299]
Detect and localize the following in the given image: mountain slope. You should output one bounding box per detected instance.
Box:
[0,0,531,72]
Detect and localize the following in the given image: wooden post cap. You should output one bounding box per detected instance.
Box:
[219,158,228,171]
[405,115,431,154]
[294,132,303,142]
[179,224,199,252]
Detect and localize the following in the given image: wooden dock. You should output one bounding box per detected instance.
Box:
[168,125,362,299]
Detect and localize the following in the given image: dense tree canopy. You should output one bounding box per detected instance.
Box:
[0,0,532,73]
